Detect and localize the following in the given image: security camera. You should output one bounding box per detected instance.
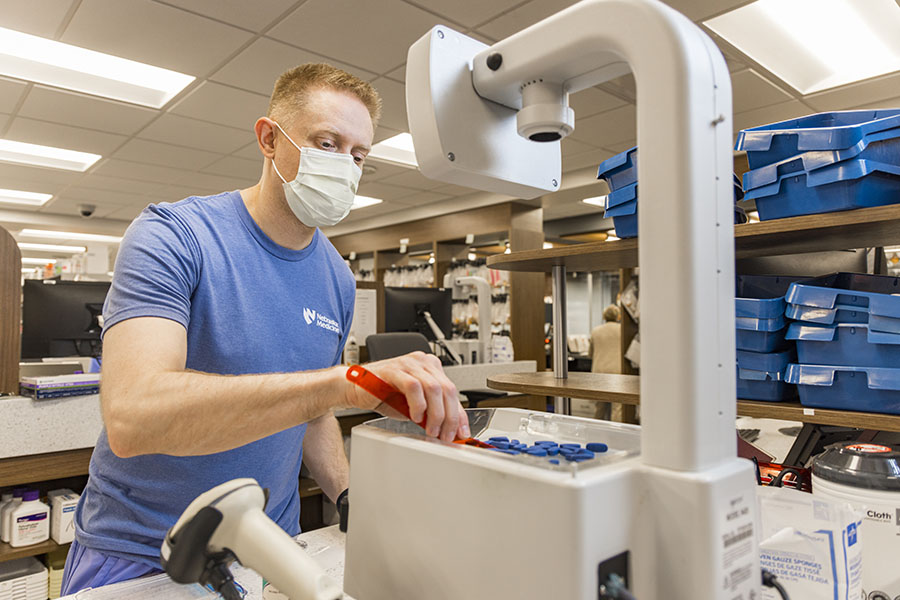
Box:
[516,81,574,142]
[78,203,96,218]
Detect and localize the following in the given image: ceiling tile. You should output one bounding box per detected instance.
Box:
[212,37,376,97]
[170,81,270,129]
[40,196,123,219]
[598,74,636,103]
[370,78,408,132]
[804,72,900,113]
[361,161,410,182]
[476,0,578,41]
[561,137,599,158]
[17,85,158,136]
[268,0,443,74]
[850,95,900,111]
[377,168,444,190]
[61,0,254,76]
[113,139,223,170]
[384,65,406,83]
[733,100,812,134]
[356,181,420,202]
[602,139,636,154]
[104,204,148,221]
[170,171,254,192]
[74,174,170,196]
[233,141,263,160]
[563,148,614,173]
[51,186,132,206]
[0,0,76,37]
[569,104,636,147]
[201,155,262,180]
[373,126,403,144]
[155,0,298,32]
[138,113,253,154]
[731,69,793,114]
[569,87,627,121]
[408,0,524,28]
[6,117,127,155]
[0,78,28,114]
[157,184,223,201]
[432,182,477,196]
[389,190,452,206]
[0,174,66,195]
[92,158,193,184]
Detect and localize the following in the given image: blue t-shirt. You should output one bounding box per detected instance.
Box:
[75,190,355,566]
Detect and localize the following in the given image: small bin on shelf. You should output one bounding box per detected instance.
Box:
[787,322,900,367]
[785,272,900,333]
[785,364,900,415]
[736,348,796,401]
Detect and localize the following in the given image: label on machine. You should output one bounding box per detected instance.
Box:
[719,492,757,599]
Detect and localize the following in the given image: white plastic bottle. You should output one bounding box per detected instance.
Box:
[9,490,49,547]
[0,488,26,543]
[343,334,359,366]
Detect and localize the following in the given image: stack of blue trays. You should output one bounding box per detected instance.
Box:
[735,275,806,401]
[596,146,745,238]
[784,273,900,414]
[736,110,900,220]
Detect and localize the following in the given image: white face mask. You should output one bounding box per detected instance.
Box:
[270,121,362,228]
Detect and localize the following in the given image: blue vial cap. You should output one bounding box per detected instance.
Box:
[575,449,595,459]
[525,447,548,457]
[510,439,520,446]
[491,441,510,450]
[489,436,509,443]
[548,459,560,465]
[490,448,520,455]
[560,443,581,449]
[586,443,609,453]
[547,447,559,456]
[535,440,557,447]
[559,447,577,455]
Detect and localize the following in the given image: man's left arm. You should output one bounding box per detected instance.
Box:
[302,412,349,503]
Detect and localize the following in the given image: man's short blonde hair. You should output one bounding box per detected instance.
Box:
[268,63,383,128]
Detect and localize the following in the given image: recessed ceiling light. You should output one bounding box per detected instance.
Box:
[17,242,86,253]
[0,26,195,108]
[705,0,900,95]
[19,229,123,243]
[0,188,53,206]
[542,242,554,249]
[0,139,101,171]
[582,195,607,207]
[20,257,57,265]
[368,133,417,168]
[350,195,383,210]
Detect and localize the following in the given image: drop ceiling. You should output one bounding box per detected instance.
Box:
[0,0,898,249]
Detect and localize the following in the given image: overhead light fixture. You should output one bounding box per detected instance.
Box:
[582,195,607,207]
[705,0,900,94]
[19,229,123,243]
[350,195,383,210]
[20,257,57,265]
[18,242,86,253]
[0,26,195,108]
[0,188,53,206]
[368,133,417,168]
[467,252,477,261]
[543,242,554,249]
[0,139,101,171]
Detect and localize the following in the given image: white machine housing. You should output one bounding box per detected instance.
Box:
[347,0,760,598]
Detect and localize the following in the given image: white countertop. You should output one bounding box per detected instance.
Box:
[59,526,349,599]
[0,361,538,460]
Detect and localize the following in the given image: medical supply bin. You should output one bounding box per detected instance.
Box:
[736,348,795,401]
[785,272,900,333]
[786,364,900,415]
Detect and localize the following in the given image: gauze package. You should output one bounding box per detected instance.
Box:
[757,486,863,600]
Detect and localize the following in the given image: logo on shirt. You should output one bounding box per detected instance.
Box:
[303,307,340,334]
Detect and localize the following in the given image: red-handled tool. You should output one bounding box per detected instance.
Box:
[345,365,493,448]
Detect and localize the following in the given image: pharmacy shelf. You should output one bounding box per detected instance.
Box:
[487,204,900,272]
[0,538,68,563]
[487,372,900,433]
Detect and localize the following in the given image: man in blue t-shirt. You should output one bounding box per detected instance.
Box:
[61,63,470,595]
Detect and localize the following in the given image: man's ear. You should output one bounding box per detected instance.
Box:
[254,117,277,159]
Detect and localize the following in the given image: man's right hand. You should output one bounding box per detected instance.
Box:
[344,352,470,443]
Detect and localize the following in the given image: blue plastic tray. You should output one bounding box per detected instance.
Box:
[735,275,809,319]
[744,159,900,220]
[743,127,900,190]
[735,109,900,169]
[605,183,637,212]
[736,349,795,400]
[787,322,900,367]
[786,273,900,333]
[736,319,790,353]
[737,348,794,372]
[786,363,900,415]
[597,147,638,192]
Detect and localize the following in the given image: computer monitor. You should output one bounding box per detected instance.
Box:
[383,287,452,341]
[21,279,111,359]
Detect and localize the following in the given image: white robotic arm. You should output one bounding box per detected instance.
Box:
[161,479,342,600]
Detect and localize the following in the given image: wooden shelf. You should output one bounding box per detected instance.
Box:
[0,538,68,562]
[488,204,900,272]
[0,448,93,488]
[487,372,900,432]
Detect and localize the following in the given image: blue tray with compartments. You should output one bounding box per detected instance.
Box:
[786,322,900,367]
[785,363,900,415]
[735,275,809,319]
[736,315,789,353]
[597,146,638,192]
[743,159,900,220]
[785,272,900,333]
[735,109,900,170]
[736,349,796,401]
